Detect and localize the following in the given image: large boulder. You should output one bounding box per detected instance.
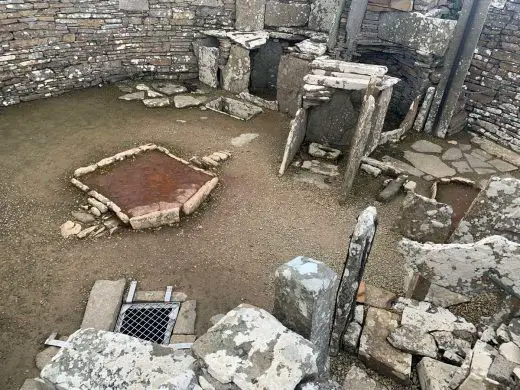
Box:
[398,192,453,243]
[193,304,319,390]
[41,329,198,389]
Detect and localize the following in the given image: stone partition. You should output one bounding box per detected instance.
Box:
[464,0,520,152]
[0,0,235,106]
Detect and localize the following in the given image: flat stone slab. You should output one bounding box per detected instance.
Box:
[488,158,517,172]
[173,95,205,108]
[417,357,458,390]
[387,325,437,358]
[471,136,520,167]
[399,235,520,298]
[382,155,424,177]
[41,329,198,389]
[451,176,520,243]
[442,147,463,161]
[398,192,453,243]
[464,153,494,169]
[150,82,187,96]
[411,140,443,154]
[404,151,456,178]
[451,160,473,174]
[359,307,412,384]
[231,133,259,147]
[193,304,319,389]
[206,97,263,121]
[172,300,196,335]
[81,279,126,331]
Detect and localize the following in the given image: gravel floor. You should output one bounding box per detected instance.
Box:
[0,85,407,389]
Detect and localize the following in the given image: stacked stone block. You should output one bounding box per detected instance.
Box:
[0,0,235,106]
[465,0,520,152]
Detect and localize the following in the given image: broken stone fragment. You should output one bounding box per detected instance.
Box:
[417,357,459,390]
[359,307,412,384]
[458,340,499,389]
[424,283,470,308]
[60,221,82,238]
[118,91,145,101]
[193,304,319,389]
[499,342,520,364]
[174,95,205,108]
[19,378,55,390]
[295,39,327,56]
[360,163,382,177]
[296,378,342,390]
[343,321,362,353]
[35,336,69,370]
[398,192,453,243]
[142,97,170,108]
[71,211,95,224]
[87,198,108,213]
[301,159,339,177]
[150,82,187,96]
[308,142,341,160]
[387,325,438,358]
[80,279,126,331]
[488,354,518,386]
[77,225,97,239]
[342,365,386,390]
[173,300,197,335]
[376,174,408,203]
[201,156,219,167]
[41,329,198,389]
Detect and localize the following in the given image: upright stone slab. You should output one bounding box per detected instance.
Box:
[264,1,310,27]
[308,0,337,32]
[41,329,198,389]
[279,108,308,176]
[80,279,126,331]
[198,46,219,88]
[330,206,378,356]
[221,45,250,94]
[273,257,339,374]
[340,93,376,201]
[236,0,266,31]
[277,54,311,116]
[344,0,369,58]
[366,86,393,155]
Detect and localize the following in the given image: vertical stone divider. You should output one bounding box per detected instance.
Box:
[340,78,377,203]
[198,46,220,88]
[273,256,339,375]
[424,0,493,137]
[279,107,308,176]
[329,206,378,356]
[365,85,393,156]
[343,0,369,60]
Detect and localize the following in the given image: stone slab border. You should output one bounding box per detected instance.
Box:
[71,144,217,229]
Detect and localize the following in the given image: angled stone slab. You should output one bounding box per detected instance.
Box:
[193,304,319,389]
[366,86,393,155]
[279,108,307,176]
[273,257,338,374]
[343,365,387,390]
[414,86,436,132]
[81,279,126,331]
[41,329,197,389]
[330,207,378,356]
[417,357,459,390]
[451,177,520,243]
[277,54,311,116]
[198,46,219,88]
[221,45,250,94]
[359,307,412,384]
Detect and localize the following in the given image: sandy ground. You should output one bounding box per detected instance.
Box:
[0,86,406,389]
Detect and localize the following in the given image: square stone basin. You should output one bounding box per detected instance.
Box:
[205,97,263,120]
[72,145,218,229]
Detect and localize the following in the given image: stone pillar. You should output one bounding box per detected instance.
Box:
[273,256,339,374]
[329,207,378,356]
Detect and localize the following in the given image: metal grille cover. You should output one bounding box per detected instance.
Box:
[114,302,180,344]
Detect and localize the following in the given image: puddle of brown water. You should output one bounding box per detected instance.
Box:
[435,182,480,232]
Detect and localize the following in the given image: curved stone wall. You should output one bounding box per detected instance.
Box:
[0,0,235,106]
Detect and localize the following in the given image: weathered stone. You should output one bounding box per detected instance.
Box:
[488,159,517,173]
[414,86,436,133]
[41,329,197,389]
[87,198,108,213]
[404,151,456,178]
[424,284,470,308]
[381,155,424,177]
[376,174,408,203]
[361,164,382,177]
[442,147,464,161]
[330,207,377,356]
[341,94,375,199]
[360,284,398,309]
[359,307,412,383]
[342,321,362,353]
[471,136,520,167]
[235,0,265,31]
[19,379,55,390]
[237,92,278,111]
[221,45,250,94]
[170,334,196,344]
[77,225,97,239]
[448,350,473,389]
[173,300,197,335]
[452,160,473,174]
[71,211,95,224]
[417,357,459,390]
[264,1,310,27]
[308,0,337,32]
[80,279,126,331]
[119,91,146,101]
[198,46,219,88]
[297,379,342,390]
[193,304,319,389]
[60,221,82,238]
[301,160,339,177]
[226,31,268,50]
[465,153,494,170]
[488,354,518,385]
[431,331,472,361]
[273,257,338,374]
[398,192,453,243]
[231,133,260,147]
[387,325,438,358]
[451,177,520,244]
[378,12,457,57]
[119,0,149,11]
[499,342,520,364]
[343,365,386,390]
[206,97,263,121]
[308,143,341,160]
[277,54,311,116]
[36,336,69,370]
[296,40,327,56]
[150,82,187,96]
[279,108,307,175]
[174,95,205,108]
[509,318,520,348]
[458,340,499,390]
[400,305,476,336]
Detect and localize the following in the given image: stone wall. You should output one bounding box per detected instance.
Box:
[464,0,520,152]
[0,0,234,106]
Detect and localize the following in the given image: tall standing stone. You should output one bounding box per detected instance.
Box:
[273,256,339,374]
[198,46,219,88]
[221,45,250,94]
[236,0,266,31]
[330,206,378,356]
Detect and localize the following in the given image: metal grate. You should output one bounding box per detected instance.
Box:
[114,303,180,345]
